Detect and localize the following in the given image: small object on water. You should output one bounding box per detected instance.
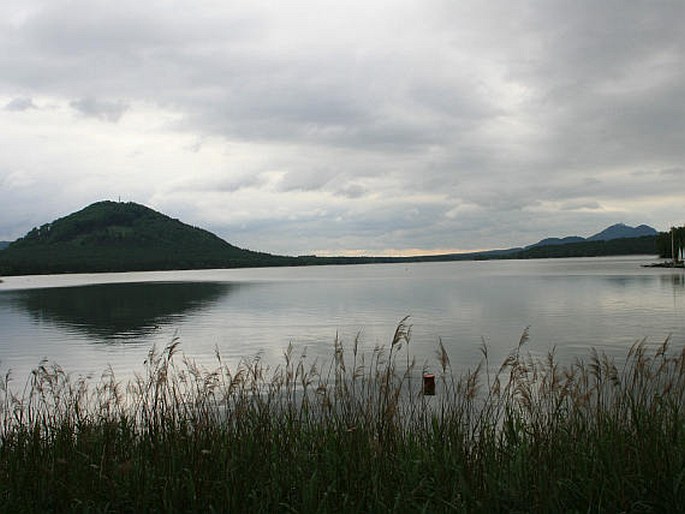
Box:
[423,373,435,396]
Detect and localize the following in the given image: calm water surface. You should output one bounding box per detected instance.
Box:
[1,256,684,383]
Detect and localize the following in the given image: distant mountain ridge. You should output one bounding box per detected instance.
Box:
[0,241,9,250]
[527,223,657,249]
[0,202,662,276]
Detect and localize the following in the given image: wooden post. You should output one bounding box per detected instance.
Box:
[423,373,435,395]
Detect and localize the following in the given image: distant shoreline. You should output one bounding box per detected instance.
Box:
[0,201,667,276]
[642,261,685,269]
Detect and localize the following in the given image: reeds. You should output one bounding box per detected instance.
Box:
[1,323,685,512]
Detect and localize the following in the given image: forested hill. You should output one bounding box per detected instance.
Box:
[0,201,293,275]
[512,235,658,259]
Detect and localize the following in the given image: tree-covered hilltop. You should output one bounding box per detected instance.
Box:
[0,201,294,275]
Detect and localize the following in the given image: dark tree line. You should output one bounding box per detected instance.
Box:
[656,226,685,261]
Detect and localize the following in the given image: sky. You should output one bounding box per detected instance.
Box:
[1,1,684,256]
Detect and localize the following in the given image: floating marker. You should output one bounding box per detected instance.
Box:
[423,373,435,396]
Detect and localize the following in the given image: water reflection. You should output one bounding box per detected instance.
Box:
[602,275,656,288]
[661,273,685,288]
[3,282,233,342]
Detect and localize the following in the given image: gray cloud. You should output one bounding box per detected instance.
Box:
[334,184,366,199]
[4,97,36,111]
[659,167,685,177]
[0,0,683,253]
[69,97,129,122]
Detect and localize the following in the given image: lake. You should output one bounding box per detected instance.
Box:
[1,255,684,385]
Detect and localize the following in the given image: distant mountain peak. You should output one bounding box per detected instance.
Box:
[587,223,657,242]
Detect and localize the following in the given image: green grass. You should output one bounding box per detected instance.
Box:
[1,320,685,512]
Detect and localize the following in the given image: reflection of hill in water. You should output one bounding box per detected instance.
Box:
[8,282,233,341]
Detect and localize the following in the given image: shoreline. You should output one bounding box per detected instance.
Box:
[641,261,685,268]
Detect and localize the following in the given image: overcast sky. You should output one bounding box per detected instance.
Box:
[1,1,684,256]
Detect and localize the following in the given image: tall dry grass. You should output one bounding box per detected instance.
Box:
[1,319,684,512]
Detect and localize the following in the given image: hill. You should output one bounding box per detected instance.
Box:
[0,201,292,275]
[514,236,657,259]
[526,223,657,249]
[587,223,658,241]
[527,236,585,249]
[0,241,9,250]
